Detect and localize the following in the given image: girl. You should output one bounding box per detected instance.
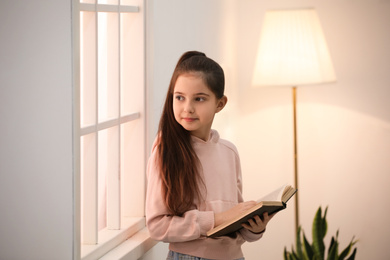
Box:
[146,51,275,260]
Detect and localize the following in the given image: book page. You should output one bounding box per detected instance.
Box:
[256,184,288,203]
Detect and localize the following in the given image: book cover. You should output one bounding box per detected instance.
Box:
[206,184,297,238]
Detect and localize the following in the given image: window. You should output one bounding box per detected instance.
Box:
[73,0,146,259]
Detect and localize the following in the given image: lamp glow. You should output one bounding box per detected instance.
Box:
[252,9,336,87]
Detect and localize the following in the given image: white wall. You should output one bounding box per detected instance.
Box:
[146,0,390,259]
[0,1,73,260]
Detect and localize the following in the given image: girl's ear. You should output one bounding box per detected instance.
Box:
[216,95,228,113]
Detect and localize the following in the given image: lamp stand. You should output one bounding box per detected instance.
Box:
[292,86,299,235]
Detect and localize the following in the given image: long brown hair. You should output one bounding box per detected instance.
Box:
[157,51,225,216]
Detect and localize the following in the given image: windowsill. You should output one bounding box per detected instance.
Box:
[99,227,158,259]
[81,217,157,260]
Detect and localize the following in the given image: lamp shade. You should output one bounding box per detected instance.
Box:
[252,8,336,87]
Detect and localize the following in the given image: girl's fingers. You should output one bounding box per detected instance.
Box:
[241,223,251,230]
[242,211,278,233]
[247,218,256,227]
[253,215,262,224]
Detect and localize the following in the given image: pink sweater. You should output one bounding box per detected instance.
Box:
[145,130,263,260]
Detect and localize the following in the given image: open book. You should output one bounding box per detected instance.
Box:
[206,184,297,238]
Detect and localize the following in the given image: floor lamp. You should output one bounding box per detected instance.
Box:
[252,8,336,234]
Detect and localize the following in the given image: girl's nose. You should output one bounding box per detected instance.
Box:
[184,101,194,113]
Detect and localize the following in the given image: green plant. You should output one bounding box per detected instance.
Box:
[284,206,358,260]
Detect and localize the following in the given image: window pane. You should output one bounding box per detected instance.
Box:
[80,11,97,128]
[120,12,144,115]
[81,133,97,244]
[98,126,120,230]
[98,12,119,123]
[121,120,144,217]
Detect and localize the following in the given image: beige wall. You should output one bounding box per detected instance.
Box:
[147,0,390,259]
[235,1,390,259]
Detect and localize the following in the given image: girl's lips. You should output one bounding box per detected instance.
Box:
[183,117,196,122]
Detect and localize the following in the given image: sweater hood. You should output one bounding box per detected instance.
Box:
[191,129,220,144]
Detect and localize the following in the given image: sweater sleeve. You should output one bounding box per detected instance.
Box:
[145,146,215,243]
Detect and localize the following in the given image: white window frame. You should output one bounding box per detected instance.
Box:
[72,1,154,259]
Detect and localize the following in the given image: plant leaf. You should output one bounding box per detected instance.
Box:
[328,236,335,256]
[312,207,326,260]
[327,237,339,260]
[296,226,304,259]
[291,247,299,260]
[284,247,290,260]
[338,245,351,260]
[345,248,357,260]
[339,237,358,260]
[323,206,328,238]
[303,231,314,260]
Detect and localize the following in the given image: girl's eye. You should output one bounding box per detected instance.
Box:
[195,97,205,102]
[175,95,184,101]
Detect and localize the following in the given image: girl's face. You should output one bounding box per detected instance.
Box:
[173,73,227,141]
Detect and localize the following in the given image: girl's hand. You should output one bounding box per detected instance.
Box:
[241,212,276,234]
[214,201,257,227]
